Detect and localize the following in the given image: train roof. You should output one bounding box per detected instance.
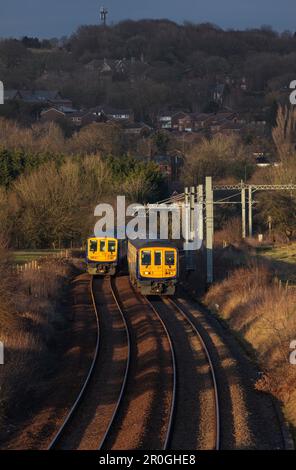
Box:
[128,239,178,249]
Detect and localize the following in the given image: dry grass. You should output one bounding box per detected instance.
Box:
[0,254,72,434]
[204,264,296,432]
[214,217,243,246]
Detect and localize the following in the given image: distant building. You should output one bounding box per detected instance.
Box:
[157,111,188,130]
[4,89,73,108]
[123,122,152,136]
[4,89,22,101]
[211,83,230,105]
[91,105,134,122]
[40,107,97,127]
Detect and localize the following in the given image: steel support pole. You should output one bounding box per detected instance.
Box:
[190,186,195,241]
[205,177,213,284]
[197,184,204,242]
[184,187,190,242]
[241,183,246,239]
[248,185,253,237]
[184,187,190,270]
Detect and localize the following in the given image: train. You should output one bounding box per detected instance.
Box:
[127,239,178,295]
[86,236,123,276]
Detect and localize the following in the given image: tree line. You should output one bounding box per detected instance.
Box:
[1,21,296,120]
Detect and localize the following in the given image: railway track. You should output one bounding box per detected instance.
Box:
[134,291,177,450]
[145,295,220,450]
[48,276,130,450]
[101,276,176,450]
[48,276,220,450]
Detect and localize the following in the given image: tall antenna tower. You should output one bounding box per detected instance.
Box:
[100,6,108,26]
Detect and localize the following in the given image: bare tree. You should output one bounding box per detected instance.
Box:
[272,105,296,183]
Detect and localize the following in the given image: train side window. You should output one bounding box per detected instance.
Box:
[141,250,151,266]
[90,240,97,252]
[154,251,161,265]
[165,251,175,266]
[100,240,106,252]
[108,241,116,252]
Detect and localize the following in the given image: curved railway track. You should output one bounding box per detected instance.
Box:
[101,276,176,450]
[48,276,130,450]
[48,275,219,450]
[146,295,220,450]
[97,276,131,450]
[138,295,177,450]
[167,297,220,450]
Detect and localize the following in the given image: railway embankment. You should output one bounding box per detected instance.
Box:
[0,251,83,448]
[203,243,296,446]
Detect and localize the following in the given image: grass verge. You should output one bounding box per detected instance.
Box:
[0,251,74,439]
[204,260,296,443]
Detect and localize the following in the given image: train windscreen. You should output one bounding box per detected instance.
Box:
[165,251,175,266]
[108,240,116,252]
[90,240,97,252]
[141,250,151,266]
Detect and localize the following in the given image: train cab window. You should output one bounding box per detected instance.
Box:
[165,251,175,266]
[141,250,151,266]
[154,251,162,265]
[90,240,97,252]
[100,240,106,252]
[108,241,116,252]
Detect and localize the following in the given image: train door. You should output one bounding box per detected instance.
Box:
[153,250,163,278]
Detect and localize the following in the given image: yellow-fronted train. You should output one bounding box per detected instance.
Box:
[86,237,124,276]
[127,239,178,295]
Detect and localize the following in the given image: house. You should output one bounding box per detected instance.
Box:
[205,113,239,134]
[191,113,214,131]
[177,114,194,132]
[218,122,243,136]
[66,110,97,127]
[157,111,188,130]
[3,89,22,101]
[86,57,148,82]
[40,107,68,123]
[177,113,214,132]
[20,90,62,104]
[40,107,97,127]
[3,89,73,108]
[123,122,152,136]
[91,105,134,122]
[211,83,230,105]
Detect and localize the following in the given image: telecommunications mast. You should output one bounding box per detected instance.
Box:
[100,6,108,26]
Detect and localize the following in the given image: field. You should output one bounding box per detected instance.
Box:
[256,243,296,284]
[13,250,63,265]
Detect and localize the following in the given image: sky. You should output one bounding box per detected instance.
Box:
[0,0,295,38]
